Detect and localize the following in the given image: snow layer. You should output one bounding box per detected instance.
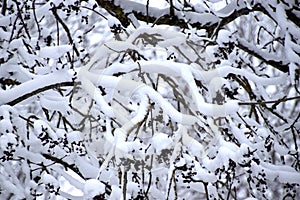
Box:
[83,179,105,199]
[39,45,72,59]
[0,71,73,105]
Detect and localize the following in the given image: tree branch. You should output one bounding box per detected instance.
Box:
[50,2,80,56]
[1,0,7,16]
[285,6,300,28]
[7,81,78,106]
[237,40,289,73]
[95,0,131,27]
[42,153,84,179]
[239,95,300,106]
[95,1,270,36]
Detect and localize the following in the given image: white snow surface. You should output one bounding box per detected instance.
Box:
[83,179,105,199]
[0,133,17,149]
[0,71,73,105]
[39,45,72,59]
[151,132,173,152]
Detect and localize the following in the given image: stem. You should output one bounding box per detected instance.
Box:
[239,95,300,106]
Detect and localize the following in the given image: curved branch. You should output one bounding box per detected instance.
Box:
[7,81,77,106]
[0,72,76,106]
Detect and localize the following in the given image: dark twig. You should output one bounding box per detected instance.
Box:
[7,81,78,106]
[1,0,7,15]
[237,41,289,73]
[239,96,300,106]
[50,3,80,56]
[13,0,31,40]
[42,153,84,179]
[32,0,42,39]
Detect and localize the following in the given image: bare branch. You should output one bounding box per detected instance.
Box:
[50,2,80,56]
[42,153,84,179]
[1,0,7,15]
[237,40,289,73]
[239,95,300,106]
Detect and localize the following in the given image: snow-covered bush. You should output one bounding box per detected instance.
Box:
[0,0,299,199]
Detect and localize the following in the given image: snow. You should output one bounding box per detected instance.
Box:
[252,161,300,184]
[1,0,299,199]
[104,40,139,53]
[217,29,231,44]
[207,184,218,199]
[67,131,82,143]
[35,1,51,18]
[238,38,289,67]
[107,15,121,28]
[0,179,25,199]
[9,38,23,49]
[185,12,219,25]
[75,157,99,178]
[127,13,140,28]
[34,120,58,140]
[138,85,198,124]
[83,179,105,199]
[42,173,60,192]
[208,76,228,98]
[109,185,122,200]
[79,64,198,124]
[0,119,13,134]
[0,133,17,149]
[39,45,72,59]
[182,129,204,156]
[274,141,289,155]
[158,36,186,48]
[194,62,288,86]
[40,94,70,116]
[127,182,139,198]
[0,15,11,27]
[195,168,217,183]
[18,47,39,67]
[115,0,169,17]
[214,0,236,17]
[151,132,173,152]
[77,75,115,118]
[202,138,240,171]
[0,71,73,105]
[132,61,241,117]
[0,61,37,82]
[149,187,164,199]
[15,148,45,163]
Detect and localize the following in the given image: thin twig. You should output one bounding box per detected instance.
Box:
[50,3,80,56]
[239,95,300,106]
[14,0,31,40]
[80,5,107,20]
[1,0,6,15]
[32,0,41,40]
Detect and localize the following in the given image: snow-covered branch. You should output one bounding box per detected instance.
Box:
[0,0,299,199]
[0,72,75,106]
